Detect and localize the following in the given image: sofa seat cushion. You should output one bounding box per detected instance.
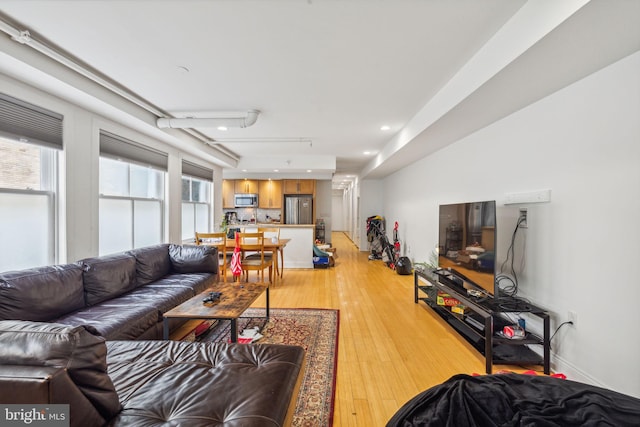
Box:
[80,253,138,306]
[127,244,171,287]
[54,302,160,341]
[0,264,85,321]
[146,272,216,295]
[0,321,121,424]
[111,286,195,314]
[106,340,305,427]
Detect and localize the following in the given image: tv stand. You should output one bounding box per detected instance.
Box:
[414,269,550,374]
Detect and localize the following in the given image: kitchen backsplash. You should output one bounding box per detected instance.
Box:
[223,207,281,224]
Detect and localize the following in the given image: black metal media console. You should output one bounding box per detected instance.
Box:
[414,269,550,374]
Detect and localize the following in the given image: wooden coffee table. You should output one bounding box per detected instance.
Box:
[163,282,269,342]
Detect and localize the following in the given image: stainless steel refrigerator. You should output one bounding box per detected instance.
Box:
[284,195,313,224]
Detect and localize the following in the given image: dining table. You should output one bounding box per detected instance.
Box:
[224,237,290,282]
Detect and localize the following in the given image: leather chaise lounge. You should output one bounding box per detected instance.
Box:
[0,320,305,426]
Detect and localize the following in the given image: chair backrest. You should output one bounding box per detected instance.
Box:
[237,232,265,252]
[195,232,227,255]
[258,227,280,241]
[238,232,267,264]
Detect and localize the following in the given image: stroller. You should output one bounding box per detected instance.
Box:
[366,216,396,268]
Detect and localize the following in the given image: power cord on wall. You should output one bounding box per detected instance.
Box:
[495,214,526,300]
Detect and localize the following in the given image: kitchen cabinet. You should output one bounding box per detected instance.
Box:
[283,179,315,195]
[258,180,282,209]
[234,179,259,194]
[222,180,235,208]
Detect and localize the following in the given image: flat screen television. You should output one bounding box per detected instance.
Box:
[437,200,497,297]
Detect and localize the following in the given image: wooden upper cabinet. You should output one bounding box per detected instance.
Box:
[222,179,235,208]
[258,180,282,209]
[234,179,259,194]
[283,179,315,195]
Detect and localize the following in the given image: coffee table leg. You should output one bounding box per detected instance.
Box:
[266,287,270,319]
[230,319,237,343]
[163,317,169,340]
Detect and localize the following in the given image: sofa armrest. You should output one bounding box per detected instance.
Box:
[0,365,112,427]
[0,321,121,423]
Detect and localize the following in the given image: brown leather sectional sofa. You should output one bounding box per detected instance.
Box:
[0,244,306,426]
[0,243,219,339]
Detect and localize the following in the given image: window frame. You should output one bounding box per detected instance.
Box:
[181,175,212,242]
[98,156,166,255]
[0,138,59,269]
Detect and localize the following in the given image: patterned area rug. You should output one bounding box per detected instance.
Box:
[182,307,339,427]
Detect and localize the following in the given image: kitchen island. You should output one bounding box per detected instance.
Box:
[235,223,314,269]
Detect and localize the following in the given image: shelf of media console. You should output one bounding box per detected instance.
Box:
[414,270,550,374]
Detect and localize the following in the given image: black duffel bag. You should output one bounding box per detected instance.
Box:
[395,256,412,275]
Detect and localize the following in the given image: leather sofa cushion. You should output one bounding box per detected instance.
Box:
[80,253,137,306]
[147,272,215,295]
[106,340,305,426]
[113,286,195,314]
[55,302,161,341]
[0,264,85,321]
[169,244,218,274]
[0,320,121,422]
[127,244,171,287]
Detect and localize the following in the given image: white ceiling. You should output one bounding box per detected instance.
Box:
[0,0,638,189]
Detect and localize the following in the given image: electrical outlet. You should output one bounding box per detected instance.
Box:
[568,311,577,327]
[519,208,528,228]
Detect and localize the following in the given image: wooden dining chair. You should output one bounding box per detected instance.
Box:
[258,227,282,278]
[195,232,228,282]
[237,232,272,284]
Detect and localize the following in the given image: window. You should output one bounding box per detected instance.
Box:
[0,137,58,271]
[181,176,212,241]
[0,94,62,271]
[99,131,167,255]
[181,160,213,241]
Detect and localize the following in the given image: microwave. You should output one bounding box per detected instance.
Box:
[234,193,258,208]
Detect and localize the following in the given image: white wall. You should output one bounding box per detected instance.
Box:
[380,51,640,397]
[315,179,333,244]
[331,190,345,231]
[357,179,384,250]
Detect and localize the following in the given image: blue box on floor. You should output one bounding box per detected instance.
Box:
[313,256,329,269]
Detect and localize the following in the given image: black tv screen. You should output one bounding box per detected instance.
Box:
[438,200,496,296]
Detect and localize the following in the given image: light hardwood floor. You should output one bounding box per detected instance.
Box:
[235,231,540,426]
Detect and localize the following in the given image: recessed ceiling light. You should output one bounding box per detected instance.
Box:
[274,169,279,172]
[364,151,371,155]
[217,126,228,131]
[307,169,312,173]
[242,169,247,172]
[380,125,390,131]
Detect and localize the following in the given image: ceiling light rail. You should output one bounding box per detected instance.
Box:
[210,137,314,148]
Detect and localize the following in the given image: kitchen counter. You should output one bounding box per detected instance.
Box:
[231,224,314,269]
[259,223,313,228]
[228,223,313,228]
